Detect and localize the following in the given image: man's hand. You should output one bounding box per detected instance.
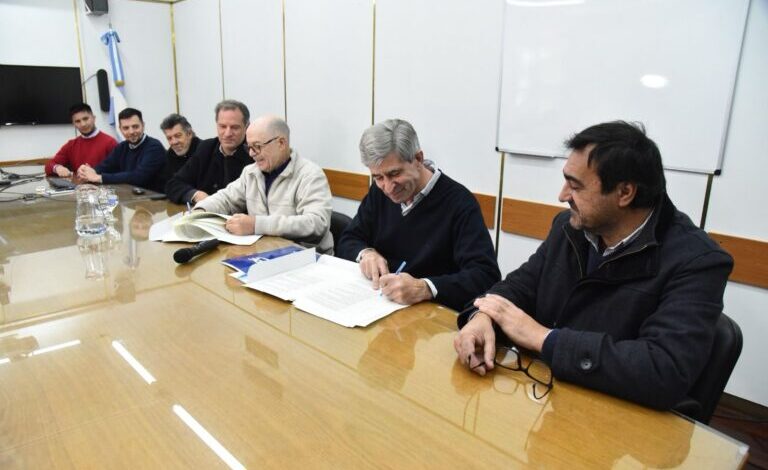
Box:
[454,312,496,376]
[473,294,551,352]
[77,164,101,183]
[379,272,432,305]
[192,190,209,203]
[359,249,389,289]
[225,213,256,235]
[53,164,71,178]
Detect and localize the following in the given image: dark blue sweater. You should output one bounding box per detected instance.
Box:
[337,173,500,311]
[96,135,166,192]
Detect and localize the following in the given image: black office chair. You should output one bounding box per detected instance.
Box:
[674,313,743,424]
[330,211,353,254]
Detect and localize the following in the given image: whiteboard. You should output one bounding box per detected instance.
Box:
[496,0,749,174]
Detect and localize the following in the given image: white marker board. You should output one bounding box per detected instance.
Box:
[496,0,749,174]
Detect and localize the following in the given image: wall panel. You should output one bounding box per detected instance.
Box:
[284,0,373,174]
[174,0,224,139]
[220,0,284,118]
[86,0,175,141]
[705,0,768,406]
[375,0,504,196]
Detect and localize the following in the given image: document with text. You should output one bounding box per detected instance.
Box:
[242,252,410,327]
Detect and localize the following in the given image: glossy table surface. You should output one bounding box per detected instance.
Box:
[0,180,749,469]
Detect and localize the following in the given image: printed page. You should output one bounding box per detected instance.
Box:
[244,261,350,301]
[292,276,409,327]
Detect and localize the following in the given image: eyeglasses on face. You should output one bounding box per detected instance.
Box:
[248,136,280,153]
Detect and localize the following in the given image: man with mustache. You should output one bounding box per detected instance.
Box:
[337,119,500,311]
[45,103,117,177]
[454,121,733,411]
[165,100,252,204]
[77,107,165,192]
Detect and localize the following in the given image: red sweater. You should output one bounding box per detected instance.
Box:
[45,131,118,175]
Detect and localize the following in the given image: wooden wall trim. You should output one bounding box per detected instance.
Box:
[322,168,497,229]
[472,192,496,230]
[709,232,768,290]
[498,198,768,290]
[1,158,48,167]
[323,168,370,201]
[501,198,564,240]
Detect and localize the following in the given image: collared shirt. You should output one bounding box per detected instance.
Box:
[400,160,441,216]
[81,128,100,139]
[219,144,241,157]
[128,134,147,150]
[584,208,655,257]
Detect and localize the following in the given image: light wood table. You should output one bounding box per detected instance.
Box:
[0,191,749,468]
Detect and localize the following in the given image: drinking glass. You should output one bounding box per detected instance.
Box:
[99,187,119,223]
[75,185,106,237]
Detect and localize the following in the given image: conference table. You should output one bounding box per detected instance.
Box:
[0,179,749,468]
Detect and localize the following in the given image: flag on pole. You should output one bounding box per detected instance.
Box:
[100,28,128,139]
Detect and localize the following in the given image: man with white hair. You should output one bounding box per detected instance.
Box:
[337,118,500,311]
[195,115,333,254]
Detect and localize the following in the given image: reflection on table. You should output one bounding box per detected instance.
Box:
[0,189,749,468]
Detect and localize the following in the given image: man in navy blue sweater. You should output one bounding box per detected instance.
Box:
[337,119,500,311]
[78,107,166,192]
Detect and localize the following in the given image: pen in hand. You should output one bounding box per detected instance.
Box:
[394,260,407,275]
[186,201,192,214]
[380,261,407,297]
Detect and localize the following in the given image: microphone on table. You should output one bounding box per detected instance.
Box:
[173,239,220,264]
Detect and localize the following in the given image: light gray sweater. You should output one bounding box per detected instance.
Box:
[196,151,334,253]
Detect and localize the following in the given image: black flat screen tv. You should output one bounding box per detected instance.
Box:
[0,64,83,125]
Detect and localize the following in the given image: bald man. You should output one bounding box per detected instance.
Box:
[195,115,334,253]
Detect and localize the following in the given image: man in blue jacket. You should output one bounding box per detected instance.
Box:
[78,107,165,192]
[455,121,733,410]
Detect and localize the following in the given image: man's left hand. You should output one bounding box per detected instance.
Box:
[473,294,551,352]
[379,272,432,305]
[225,213,255,235]
[77,164,101,183]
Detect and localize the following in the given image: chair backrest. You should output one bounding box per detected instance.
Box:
[675,313,743,423]
[330,211,353,255]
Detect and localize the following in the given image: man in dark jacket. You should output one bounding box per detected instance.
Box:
[455,121,733,410]
[164,100,251,204]
[160,113,201,184]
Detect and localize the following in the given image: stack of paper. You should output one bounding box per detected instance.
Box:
[227,248,410,327]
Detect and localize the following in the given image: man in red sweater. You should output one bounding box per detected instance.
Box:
[44,103,117,177]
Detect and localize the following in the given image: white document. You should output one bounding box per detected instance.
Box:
[149,212,261,246]
[243,254,409,327]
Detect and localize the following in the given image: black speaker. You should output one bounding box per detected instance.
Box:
[96,69,110,112]
[84,0,108,16]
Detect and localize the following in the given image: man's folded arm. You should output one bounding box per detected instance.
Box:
[547,250,732,410]
[253,166,332,241]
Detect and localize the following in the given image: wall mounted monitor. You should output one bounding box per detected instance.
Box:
[0,64,83,125]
